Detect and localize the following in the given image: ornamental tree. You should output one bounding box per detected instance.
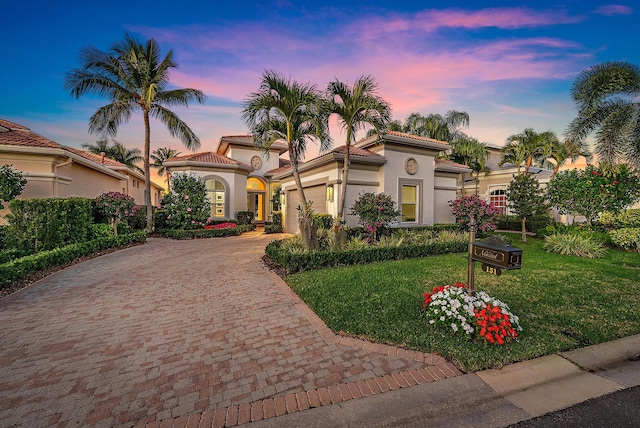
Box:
[0,165,27,210]
[506,173,547,242]
[160,173,210,230]
[94,191,140,235]
[350,192,400,242]
[547,165,640,225]
[448,195,500,232]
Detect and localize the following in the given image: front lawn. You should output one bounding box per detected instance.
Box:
[285,234,640,372]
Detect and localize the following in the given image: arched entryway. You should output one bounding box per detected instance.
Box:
[247,177,266,222]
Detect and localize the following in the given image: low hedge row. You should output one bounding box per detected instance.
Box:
[0,231,147,289]
[265,239,468,273]
[494,215,552,234]
[158,224,256,239]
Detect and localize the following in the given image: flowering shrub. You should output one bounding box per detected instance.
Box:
[350,192,401,242]
[160,174,210,230]
[94,191,140,235]
[422,283,521,345]
[203,222,237,230]
[449,195,500,232]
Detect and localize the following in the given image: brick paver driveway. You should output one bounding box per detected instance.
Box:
[0,231,460,427]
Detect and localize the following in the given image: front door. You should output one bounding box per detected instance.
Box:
[247,192,265,222]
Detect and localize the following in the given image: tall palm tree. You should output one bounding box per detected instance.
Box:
[326,76,391,229]
[499,128,559,174]
[242,70,331,250]
[566,61,640,170]
[542,139,592,176]
[151,147,181,191]
[82,138,112,155]
[446,136,490,195]
[64,33,206,231]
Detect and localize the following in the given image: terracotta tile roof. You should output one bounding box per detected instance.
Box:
[0,119,63,149]
[63,146,125,167]
[331,145,384,158]
[217,135,288,154]
[165,151,251,168]
[435,158,468,169]
[384,130,449,145]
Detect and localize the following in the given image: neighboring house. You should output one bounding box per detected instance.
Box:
[0,118,163,223]
[164,131,469,233]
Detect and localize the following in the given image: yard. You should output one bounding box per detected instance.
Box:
[284,233,640,372]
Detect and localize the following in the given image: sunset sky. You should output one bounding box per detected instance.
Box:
[2,0,638,162]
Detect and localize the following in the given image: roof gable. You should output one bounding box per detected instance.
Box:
[0,119,63,149]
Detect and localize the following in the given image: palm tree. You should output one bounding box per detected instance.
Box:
[566,61,640,170]
[326,76,391,230]
[151,147,181,191]
[64,33,206,231]
[242,70,331,250]
[446,136,490,195]
[401,110,470,142]
[542,139,591,176]
[110,142,144,173]
[499,128,559,174]
[82,138,112,155]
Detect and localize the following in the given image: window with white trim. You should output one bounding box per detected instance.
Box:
[489,188,507,215]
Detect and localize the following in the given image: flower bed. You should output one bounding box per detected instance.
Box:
[422,283,521,345]
[203,222,237,230]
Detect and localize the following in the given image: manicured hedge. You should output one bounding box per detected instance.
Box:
[158,224,256,239]
[265,223,283,234]
[265,239,467,273]
[7,198,94,252]
[0,231,147,289]
[494,214,551,234]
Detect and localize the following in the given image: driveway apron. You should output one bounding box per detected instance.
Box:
[0,232,459,427]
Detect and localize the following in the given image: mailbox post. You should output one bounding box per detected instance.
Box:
[468,234,522,292]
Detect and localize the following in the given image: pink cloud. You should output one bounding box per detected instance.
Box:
[594,5,632,16]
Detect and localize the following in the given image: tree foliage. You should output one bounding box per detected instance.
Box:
[448,195,500,232]
[565,61,640,170]
[506,173,547,242]
[547,165,640,225]
[65,32,205,231]
[0,165,27,210]
[350,192,400,242]
[160,173,210,230]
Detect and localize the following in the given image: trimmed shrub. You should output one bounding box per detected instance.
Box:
[160,174,210,230]
[265,223,283,234]
[272,212,283,225]
[543,233,606,258]
[0,232,146,289]
[313,214,334,230]
[236,211,255,225]
[89,223,114,240]
[265,238,468,273]
[6,198,94,252]
[495,214,552,234]
[610,228,640,252]
[159,224,255,239]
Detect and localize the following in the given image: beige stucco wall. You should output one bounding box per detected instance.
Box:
[226,147,281,173]
[434,172,459,224]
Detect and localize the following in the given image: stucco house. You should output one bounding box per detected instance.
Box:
[0,118,164,222]
[164,131,469,233]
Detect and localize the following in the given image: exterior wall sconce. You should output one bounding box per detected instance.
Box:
[326,184,334,202]
[280,193,285,206]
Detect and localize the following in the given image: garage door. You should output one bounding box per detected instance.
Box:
[285,185,327,233]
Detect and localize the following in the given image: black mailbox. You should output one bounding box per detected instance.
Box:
[470,236,522,270]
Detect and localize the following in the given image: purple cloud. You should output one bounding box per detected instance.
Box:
[594,5,632,16]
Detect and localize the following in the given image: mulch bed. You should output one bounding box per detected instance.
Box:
[0,242,144,300]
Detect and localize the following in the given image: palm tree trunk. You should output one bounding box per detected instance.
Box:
[337,140,350,227]
[291,157,317,251]
[143,110,153,232]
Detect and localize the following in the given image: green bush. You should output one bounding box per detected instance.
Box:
[0,226,8,250]
[159,224,255,239]
[265,224,284,234]
[494,214,552,234]
[313,214,334,230]
[272,212,283,225]
[89,223,114,240]
[160,174,210,230]
[609,228,640,252]
[543,233,606,258]
[0,232,146,289]
[6,198,94,252]
[236,211,255,225]
[265,238,467,273]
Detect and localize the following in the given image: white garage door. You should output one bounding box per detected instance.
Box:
[285,185,327,233]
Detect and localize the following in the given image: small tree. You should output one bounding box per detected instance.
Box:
[547,165,640,225]
[94,192,140,235]
[350,192,401,242]
[449,195,500,232]
[0,165,27,210]
[160,173,210,230]
[506,173,546,242]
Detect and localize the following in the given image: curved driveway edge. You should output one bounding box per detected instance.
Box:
[0,231,460,428]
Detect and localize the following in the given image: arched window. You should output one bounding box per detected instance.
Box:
[206,179,226,217]
[489,188,506,215]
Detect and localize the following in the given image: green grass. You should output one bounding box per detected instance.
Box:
[284,234,640,372]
